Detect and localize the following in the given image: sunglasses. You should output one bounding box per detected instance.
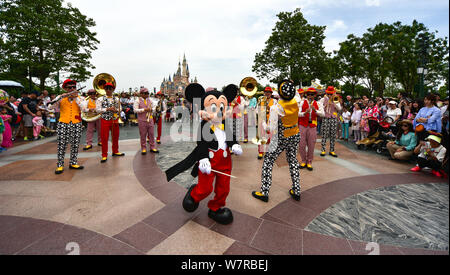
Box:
[66,86,76,89]
[307,93,315,96]
[141,92,149,95]
[105,87,114,90]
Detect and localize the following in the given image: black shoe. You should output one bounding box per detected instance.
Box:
[208,208,233,225]
[150,149,160,154]
[257,154,264,160]
[69,165,84,170]
[252,191,269,202]
[329,152,338,158]
[112,152,125,157]
[83,145,92,151]
[182,184,199,213]
[290,189,301,201]
[306,164,313,171]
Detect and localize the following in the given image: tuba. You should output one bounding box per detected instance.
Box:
[239,77,259,97]
[82,73,117,122]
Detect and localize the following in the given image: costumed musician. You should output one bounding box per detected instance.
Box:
[318,86,342,158]
[134,87,159,154]
[49,79,84,174]
[96,82,125,163]
[82,89,102,150]
[257,86,277,159]
[298,87,324,171]
[153,91,166,144]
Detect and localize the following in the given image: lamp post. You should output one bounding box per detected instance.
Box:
[417,67,428,99]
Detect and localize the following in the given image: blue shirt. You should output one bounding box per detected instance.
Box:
[413,106,442,133]
[249,97,257,108]
[395,132,417,151]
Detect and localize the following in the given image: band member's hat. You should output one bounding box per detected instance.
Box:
[306,87,317,94]
[298,88,305,94]
[62,79,76,88]
[325,86,336,94]
[140,88,149,93]
[156,91,163,96]
[104,82,115,89]
[264,86,273,93]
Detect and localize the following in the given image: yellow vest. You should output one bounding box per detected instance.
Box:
[279,99,299,138]
[59,97,81,124]
[87,98,96,109]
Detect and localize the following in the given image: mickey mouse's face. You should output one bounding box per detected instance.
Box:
[203,93,231,124]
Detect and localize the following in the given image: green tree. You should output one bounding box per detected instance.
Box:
[0,0,99,92]
[386,20,448,98]
[335,34,365,97]
[360,23,394,98]
[252,8,328,86]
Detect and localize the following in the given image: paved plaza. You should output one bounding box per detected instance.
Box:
[0,121,448,255]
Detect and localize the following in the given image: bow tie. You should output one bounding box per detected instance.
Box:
[210,123,224,132]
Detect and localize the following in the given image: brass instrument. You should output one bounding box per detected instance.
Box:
[332,94,340,104]
[239,77,258,97]
[82,73,117,122]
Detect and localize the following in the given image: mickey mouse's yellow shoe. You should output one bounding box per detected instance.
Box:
[300,163,307,169]
[320,151,326,157]
[55,166,64,174]
[329,152,338,158]
[252,191,269,202]
[69,164,84,170]
[101,157,107,163]
[112,152,125,157]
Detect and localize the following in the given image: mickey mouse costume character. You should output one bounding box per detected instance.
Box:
[165,83,243,225]
[252,80,302,202]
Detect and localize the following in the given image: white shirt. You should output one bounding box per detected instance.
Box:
[342,111,351,123]
[214,127,227,151]
[418,143,447,163]
[386,108,402,124]
[351,109,362,124]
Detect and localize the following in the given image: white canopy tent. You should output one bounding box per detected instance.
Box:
[0,80,24,88]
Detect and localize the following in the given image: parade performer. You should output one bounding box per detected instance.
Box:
[256,86,276,159]
[134,88,159,154]
[319,86,342,157]
[252,80,301,202]
[165,83,242,225]
[82,89,102,150]
[96,82,125,163]
[153,91,166,144]
[232,92,249,143]
[48,79,84,174]
[298,87,324,171]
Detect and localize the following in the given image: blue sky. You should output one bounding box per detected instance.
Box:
[69,0,449,92]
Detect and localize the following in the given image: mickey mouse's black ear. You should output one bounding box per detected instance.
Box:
[223,84,238,104]
[185,83,205,103]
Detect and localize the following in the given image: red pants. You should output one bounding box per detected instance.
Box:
[153,117,162,141]
[191,149,232,211]
[101,118,120,157]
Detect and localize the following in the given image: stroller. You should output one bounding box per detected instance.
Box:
[356,118,380,150]
[373,117,396,154]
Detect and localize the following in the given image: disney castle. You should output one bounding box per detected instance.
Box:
[160,54,198,98]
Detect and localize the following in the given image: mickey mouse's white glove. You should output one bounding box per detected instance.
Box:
[199,158,211,174]
[231,144,243,155]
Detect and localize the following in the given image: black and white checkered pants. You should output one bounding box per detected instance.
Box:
[321,117,338,152]
[260,123,301,197]
[56,122,83,167]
